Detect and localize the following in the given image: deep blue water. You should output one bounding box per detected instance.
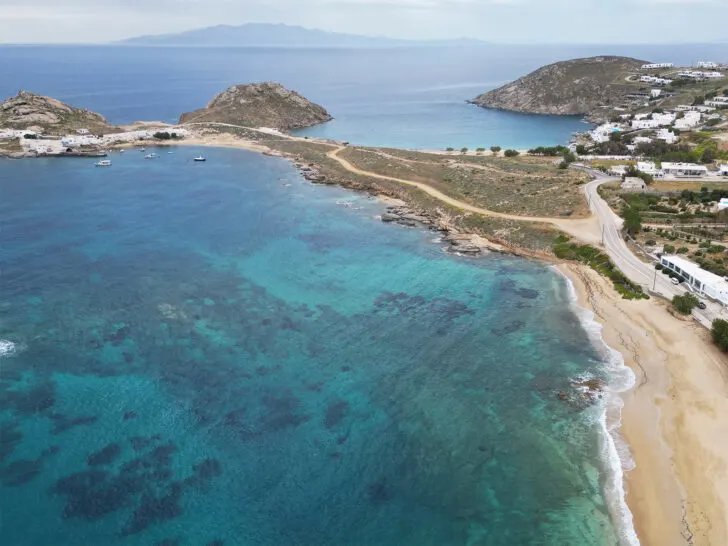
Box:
[2,44,725,149]
[0,148,623,545]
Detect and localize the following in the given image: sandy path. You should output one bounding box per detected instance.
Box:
[562,263,728,546]
[327,146,600,238]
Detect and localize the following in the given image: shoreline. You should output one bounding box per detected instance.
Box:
[18,130,728,544]
[560,263,728,546]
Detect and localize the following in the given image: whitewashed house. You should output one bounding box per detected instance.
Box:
[622,177,646,191]
[77,128,90,135]
[608,165,628,176]
[632,119,660,130]
[642,63,673,70]
[656,128,679,144]
[720,165,728,176]
[637,161,658,175]
[650,89,662,98]
[697,61,718,69]
[674,111,702,130]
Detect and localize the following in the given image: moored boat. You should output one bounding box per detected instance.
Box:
[95,160,112,167]
[193,156,206,162]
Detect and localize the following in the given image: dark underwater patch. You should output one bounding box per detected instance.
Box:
[324,400,349,430]
[87,443,123,467]
[50,413,98,435]
[1,458,43,487]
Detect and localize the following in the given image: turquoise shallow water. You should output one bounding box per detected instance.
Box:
[1,148,622,545]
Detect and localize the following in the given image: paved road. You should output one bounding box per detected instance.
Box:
[578,165,726,327]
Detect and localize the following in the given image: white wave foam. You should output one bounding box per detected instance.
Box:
[0,340,16,357]
[556,268,641,546]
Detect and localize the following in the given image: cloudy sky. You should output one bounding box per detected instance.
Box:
[1,0,726,44]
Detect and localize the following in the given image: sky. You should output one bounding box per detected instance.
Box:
[1,0,727,44]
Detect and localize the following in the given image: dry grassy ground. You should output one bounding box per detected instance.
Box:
[337,147,590,218]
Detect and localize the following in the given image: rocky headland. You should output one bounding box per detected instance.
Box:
[178,82,333,131]
[0,91,114,134]
[470,56,646,122]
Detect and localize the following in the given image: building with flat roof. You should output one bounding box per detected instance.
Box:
[661,162,708,177]
[642,63,673,70]
[636,161,657,175]
[720,165,728,176]
[660,255,728,305]
[621,177,646,191]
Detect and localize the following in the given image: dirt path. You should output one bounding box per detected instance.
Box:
[326,146,601,239]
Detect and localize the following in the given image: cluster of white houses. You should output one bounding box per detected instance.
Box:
[678,70,724,80]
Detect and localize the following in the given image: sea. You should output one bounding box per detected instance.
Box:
[3,42,717,545]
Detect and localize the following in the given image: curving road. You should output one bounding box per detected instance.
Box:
[579,166,723,327]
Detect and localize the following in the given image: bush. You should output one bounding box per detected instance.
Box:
[504,149,520,158]
[663,244,676,253]
[461,147,469,153]
[23,134,37,139]
[673,294,699,315]
[655,263,663,270]
[476,147,485,152]
[490,146,501,153]
[558,161,569,169]
[712,319,728,351]
[708,245,726,254]
[677,247,689,254]
[575,144,588,155]
[446,147,454,152]
[646,239,656,246]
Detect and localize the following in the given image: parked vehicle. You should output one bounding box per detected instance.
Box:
[670,277,680,285]
[697,301,707,310]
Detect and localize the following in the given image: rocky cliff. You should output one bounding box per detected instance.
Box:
[470,56,647,120]
[0,91,113,134]
[179,83,332,131]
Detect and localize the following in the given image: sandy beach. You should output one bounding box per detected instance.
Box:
[561,263,728,546]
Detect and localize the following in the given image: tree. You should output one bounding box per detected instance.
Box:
[575,144,588,155]
[561,150,577,164]
[712,319,728,351]
[558,161,569,169]
[609,131,622,143]
[446,147,454,152]
[490,146,501,154]
[701,147,717,164]
[693,95,705,106]
[476,147,485,152]
[623,207,642,234]
[504,149,519,158]
[672,294,699,315]
[461,147,469,154]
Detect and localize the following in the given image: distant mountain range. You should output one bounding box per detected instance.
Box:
[117,23,488,48]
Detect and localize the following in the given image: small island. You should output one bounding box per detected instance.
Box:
[178,82,333,131]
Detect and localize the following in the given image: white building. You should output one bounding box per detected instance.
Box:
[589,123,623,143]
[639,75,673,85]
[633,136,653,145]
[637,161,657,175]
[650,89,662,98]
[77,128,90,135]
[660,255,728,306]
[656,128,679,144]
[718,197,728,211]
[608,165,628,176]
[720,165,728,176]
[621,177,646,191]
[654,112,676,125]
[697,61,718,69]
[679,70,724,80]
[632,119,660,130]
[642,63,674,70]
[661,162,708,177]
[674,111,702,130]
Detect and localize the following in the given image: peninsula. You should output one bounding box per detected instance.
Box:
[470,56,646,121]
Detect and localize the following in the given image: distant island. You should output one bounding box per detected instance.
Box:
[470,56,647,122]
[117,23,488,48]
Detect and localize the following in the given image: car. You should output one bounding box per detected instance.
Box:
[697,301,707,310]
[670,277,680,285]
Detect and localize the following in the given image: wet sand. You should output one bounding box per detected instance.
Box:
[561,263,728,546]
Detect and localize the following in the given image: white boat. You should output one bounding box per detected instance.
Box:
[193,156,206,162]
[139,147,146,152]
[119,149,125,154]
[95,160,112,167]
[144,153,158,159]
[167,151,174,154]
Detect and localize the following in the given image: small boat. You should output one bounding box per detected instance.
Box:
[167,151,174,154]
[193,156,206,162]
[139,147,146,152]
[144,153,158,159]
[119,149,125,154]
[95,160,112,167]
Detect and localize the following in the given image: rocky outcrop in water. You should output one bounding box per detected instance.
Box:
[470,56,646,121]
[178,82,332,131]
